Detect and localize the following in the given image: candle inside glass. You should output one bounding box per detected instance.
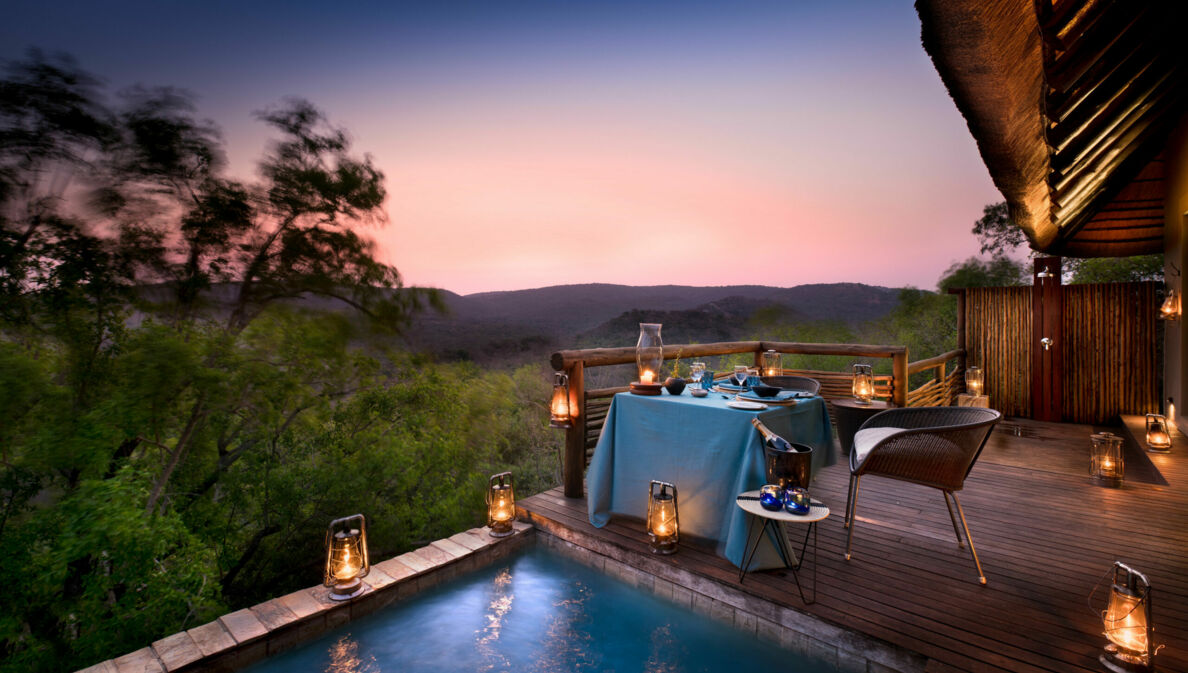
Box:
[641,370,654,384]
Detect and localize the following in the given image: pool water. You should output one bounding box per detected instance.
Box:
[246,546,831,673]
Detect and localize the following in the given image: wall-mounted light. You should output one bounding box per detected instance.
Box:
[549,372,572,428]
[324,514,370,601]
[852,364,874,404]
[486,472,516,537]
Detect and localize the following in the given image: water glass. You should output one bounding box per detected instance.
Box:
[745,374,762,389]
[689,361,706,383]
[733,365,749,386]
[701,370,715,390]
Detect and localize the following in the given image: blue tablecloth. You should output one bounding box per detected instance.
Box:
[587,390,836,570]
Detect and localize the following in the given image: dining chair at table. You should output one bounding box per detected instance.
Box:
[762,375,821,395]
[843,406,1001,584]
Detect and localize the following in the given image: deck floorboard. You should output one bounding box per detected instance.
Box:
[518,418,1188,673]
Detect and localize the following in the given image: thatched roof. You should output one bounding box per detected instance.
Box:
[917,0,1188,257]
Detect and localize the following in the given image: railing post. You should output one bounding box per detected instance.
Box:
[563,361,586,498]
[893,349,909,407]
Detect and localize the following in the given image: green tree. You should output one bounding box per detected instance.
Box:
[937,256,1029,291]
[1065,255,1164,284]
[971,201,1026,257]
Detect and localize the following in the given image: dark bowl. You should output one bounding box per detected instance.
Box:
[750,383,780,398]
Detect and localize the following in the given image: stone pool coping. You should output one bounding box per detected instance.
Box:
[78,513,922,673]
[75,521,534,673]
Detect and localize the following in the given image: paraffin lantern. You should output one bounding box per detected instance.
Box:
[486,472,516,537]
[1098,562,1161,673]
[636,323,664,384]
[852,364,874,404]
[1090,432,1124,487]
[761,350,782,377]
[549,372,572,429]
[646,480,679,555]
[1145,414,1171,453]
[324,514,370,601]
[1159,289,1180,320]
[965,366,984,396]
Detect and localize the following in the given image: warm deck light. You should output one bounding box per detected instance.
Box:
[486,472,516,537]
[549,372,572,429]
[965,366,984,396]
[1090,432,1124,487]
[647,480,679,555]
[761,350,781,377]
[1159,289,1180,320]
[1097,562,1161,672]
[324,514,370,601]
[851,364,874,404]
[1145,414,1171,453]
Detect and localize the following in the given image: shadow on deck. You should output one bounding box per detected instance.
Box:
[518,418,1188,673]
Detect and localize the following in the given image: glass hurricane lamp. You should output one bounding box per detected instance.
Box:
[1090,432,1124,487]
[761,350,782,377]
[646,480,679,555]
[487,472,516,537]
[636,323,663,384]
[965,366,984,396]
[324,514,370,601]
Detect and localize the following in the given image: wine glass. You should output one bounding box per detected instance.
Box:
[733,365,748,386]
[689,361,705,384]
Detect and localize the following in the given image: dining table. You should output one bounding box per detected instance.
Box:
[586,387,837,571]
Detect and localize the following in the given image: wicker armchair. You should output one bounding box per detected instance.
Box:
[843,406,1001,584]
[762,375,821,395]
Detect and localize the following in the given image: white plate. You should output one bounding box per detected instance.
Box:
[727,400,768,411]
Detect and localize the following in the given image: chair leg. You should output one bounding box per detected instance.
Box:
[844,474,855,528]
[844,475,861,561]
[942,491,965,549]
[950,492,987,585]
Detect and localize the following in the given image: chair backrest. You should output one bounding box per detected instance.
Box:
[854,406,1001,490]
[763,375,821,395]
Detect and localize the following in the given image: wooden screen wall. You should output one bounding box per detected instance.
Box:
[965,287,1033,417]
[1061,282,1158,423]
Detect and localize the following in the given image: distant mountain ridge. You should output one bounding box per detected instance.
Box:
[405,282,901,364]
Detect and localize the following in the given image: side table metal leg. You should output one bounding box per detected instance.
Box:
[739,514,760,584]
[788,522,817,605]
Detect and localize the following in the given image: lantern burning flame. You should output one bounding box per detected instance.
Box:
[1093,561,1162,673]
[852,364,874,404]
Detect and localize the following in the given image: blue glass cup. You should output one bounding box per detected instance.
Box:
[783,487,811,516]
[701,371,715,390]
[745,374,762,389]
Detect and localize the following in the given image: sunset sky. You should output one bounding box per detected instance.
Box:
[3,1,1002,295]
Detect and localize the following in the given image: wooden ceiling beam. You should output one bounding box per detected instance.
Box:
[1041,0,1111,51]
[1046,3,1147,94]
[1050,70,1176,179]
[1048,45,1163,143]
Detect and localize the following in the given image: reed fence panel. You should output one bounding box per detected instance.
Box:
[964,287,1032,417]
[1060,282,1158,423]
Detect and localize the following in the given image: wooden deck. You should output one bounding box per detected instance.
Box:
[518,417,1188,672]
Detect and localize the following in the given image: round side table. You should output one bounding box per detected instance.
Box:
[735,491,829,603]
[832,399,894,456]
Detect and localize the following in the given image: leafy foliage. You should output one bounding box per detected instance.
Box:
[1065,255,1164,284]
[0,53,558,673]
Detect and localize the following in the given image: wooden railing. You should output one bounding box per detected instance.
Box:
[906,348,966,407]
[549,340,910,498]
